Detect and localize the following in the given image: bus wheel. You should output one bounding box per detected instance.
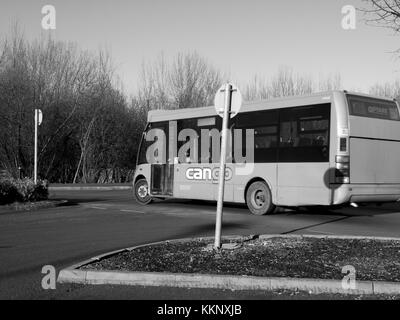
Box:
[246,181,275,215]
[134,179,153,205]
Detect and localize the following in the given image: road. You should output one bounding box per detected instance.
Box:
[0,189,399,299]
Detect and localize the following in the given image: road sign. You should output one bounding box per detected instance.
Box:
[35,109,43,126]
[214,82,242,118]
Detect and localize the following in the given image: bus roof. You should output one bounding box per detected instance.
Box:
[147,90,396,123]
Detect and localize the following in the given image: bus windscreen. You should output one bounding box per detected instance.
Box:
[346,94,400,121]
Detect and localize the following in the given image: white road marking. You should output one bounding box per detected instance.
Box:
[157,209,216,217]
[305,230,336,235]
[89,206,107,210]
[120,209,145,214]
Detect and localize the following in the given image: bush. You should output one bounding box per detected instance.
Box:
[31,179,49,201]
[0,178,49,205]
[0,179,19,205]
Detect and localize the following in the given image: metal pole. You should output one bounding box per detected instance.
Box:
[214,83,232,249]
[34,109,38,184]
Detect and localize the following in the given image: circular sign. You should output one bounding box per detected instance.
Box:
[35,109,43,126]
[214,82,242,118]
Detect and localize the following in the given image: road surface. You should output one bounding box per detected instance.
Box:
[0,189,399,299]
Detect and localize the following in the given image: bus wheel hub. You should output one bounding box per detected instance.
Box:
[254,191,265,206]
[138,185,148,198]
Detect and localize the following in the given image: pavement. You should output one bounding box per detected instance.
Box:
[0,187,400,299]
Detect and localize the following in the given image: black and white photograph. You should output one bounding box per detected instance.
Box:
[1,0,400,309]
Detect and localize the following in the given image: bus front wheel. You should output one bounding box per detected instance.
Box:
[246,181,275,215]
[134,179,153,205]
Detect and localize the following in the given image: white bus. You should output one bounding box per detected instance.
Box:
[133,90,400,215]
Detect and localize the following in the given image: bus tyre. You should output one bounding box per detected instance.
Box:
[246,181,275,215]
[134,179,152,205]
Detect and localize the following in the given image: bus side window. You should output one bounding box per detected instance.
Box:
[298,117,329,147]
[197,116,222,163]
[279,121,297,147]
[279,104,330,162]
[235,109,279,163]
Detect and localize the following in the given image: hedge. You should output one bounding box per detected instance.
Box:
[0,178,49,205]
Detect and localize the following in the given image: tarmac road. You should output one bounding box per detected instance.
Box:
[0,188,399,299]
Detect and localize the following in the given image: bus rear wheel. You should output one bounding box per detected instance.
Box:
[134,179,153,205]
[246,181,275,215]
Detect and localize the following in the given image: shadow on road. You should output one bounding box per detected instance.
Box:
[280,216,351,235]
[140,221,253,247]
[51,188,400,218]
[157,198,400,218]
[284,204,400,218]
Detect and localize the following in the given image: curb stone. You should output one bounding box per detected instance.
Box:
[0,200,68,214]
[57,234,400,296]
[49,186,132,191]
[58,269,379,295]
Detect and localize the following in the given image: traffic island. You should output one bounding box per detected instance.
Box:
[57,234,400,297]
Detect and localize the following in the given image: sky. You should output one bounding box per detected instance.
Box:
[1,0,400,96]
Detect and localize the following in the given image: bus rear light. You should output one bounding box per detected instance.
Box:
[336,167,349,176]
[335,155,350,183]
[336,163,349,170]
[335,155,349,163]
[335,176,350,184]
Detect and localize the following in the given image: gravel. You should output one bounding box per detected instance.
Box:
[81,237,400,282]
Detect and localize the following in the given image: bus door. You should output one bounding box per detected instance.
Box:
[172,116,215,201]
[150,164,174,196]
[146,120,174,197]
[277,104,331,206]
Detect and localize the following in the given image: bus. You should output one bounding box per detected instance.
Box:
[132,90,400,215]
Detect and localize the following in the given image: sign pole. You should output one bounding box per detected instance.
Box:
[34,109,42,184]
[34,109,38,184]
[214,83,232,249]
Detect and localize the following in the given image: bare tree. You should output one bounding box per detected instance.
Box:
[0,23,134,183]
[318,73,342,92]
[358,2,400,99]
[369,80,400,98]
[72,50,119,183]
[360,0,400,32]
[243,67,341,101]
[169,52,224,108]
[137,52,225,110]
[0,24,30,177]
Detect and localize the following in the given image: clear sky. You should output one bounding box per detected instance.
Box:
[1,0,400,95]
